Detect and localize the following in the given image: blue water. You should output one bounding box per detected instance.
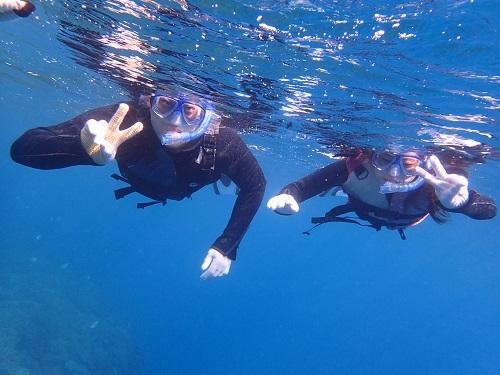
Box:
[1,0,499,374]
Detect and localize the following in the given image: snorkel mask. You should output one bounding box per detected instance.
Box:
[371,151,426,194]
[150,88,215,147]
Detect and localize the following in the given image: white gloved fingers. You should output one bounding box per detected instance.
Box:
[85,119,108,137]
[102,141,117,160]
[213,260,230,277]
[267,194,299,215]
[438,185,469,209]
[200,268,213,280]
[437,173,469,209]
[81,119,108,149]
[222,261,231,275]
[0,0,35,19]
[80,124,93,149]
[266,196,278,210]
[428,155,449,179]
[200,260,216,279]
[201,263,222,279]
[117,121,144,146]
[201,252,214,271]
[416,156,470,209]
[268,199,280,210]
[200,249,231,280]
[200,250,218,279]
[287,195,300,213]
[0,0,22,11]
[81,107,142,165]
[101,104,143,147]
[81,119,116,165]
[414,166,442,187]
[446,173,468,188]
[108,103,130,133]
[212,265,223,277]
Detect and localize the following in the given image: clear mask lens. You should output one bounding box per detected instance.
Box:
[372,152,398,170]
[181,103,205,127]
[372,152,422,175]
[152,95,206,128]
[153,96,177,117]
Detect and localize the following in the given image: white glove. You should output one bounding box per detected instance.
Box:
[0,0,35,20]
[80,103,143,165]
[200,248,232,280]
[415,155,469,209]
[267,193,300,215]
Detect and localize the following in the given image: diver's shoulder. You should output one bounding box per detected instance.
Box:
[215,126,245,147]
[217,126,240,139]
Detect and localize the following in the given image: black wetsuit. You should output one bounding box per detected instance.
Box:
[11,101,266,259]
[280,160,496,222]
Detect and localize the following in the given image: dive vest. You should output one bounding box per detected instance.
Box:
[112,126,222,209]
[308,156,429,239]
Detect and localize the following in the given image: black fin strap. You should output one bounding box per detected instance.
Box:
[324,203,355,218]
[111,173,129,183]
[114,186,136,200]
[137,201,163,209]
[302,223,324,235]
[303,203,360,235]
[312,215,380,230]
[304,216,380,236]
[398,229,407,240]
[212,182,221,195]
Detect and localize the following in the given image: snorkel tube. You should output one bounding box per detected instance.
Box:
[158,105,215,146]
[0,0,35,21]
[379,176,425,194]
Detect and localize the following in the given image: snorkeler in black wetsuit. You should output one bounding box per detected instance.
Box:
[11,87,266,279]
[267,150,496,238]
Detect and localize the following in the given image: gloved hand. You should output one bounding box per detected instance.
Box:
[267,193,300,215]
[415,155,469,209]
[200,248,232,280]
[80,103,143,165]
[0,0,35,20]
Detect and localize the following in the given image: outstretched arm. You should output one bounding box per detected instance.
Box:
[11,116,97,169]
[11,103,142,169]
[210,128,266,260]
[279,159,349,202]
[267,159,349,215]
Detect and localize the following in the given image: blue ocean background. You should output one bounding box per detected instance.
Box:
[1,0,499,374]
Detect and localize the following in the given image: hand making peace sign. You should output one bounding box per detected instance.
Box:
[414,155,470,209]
[81,103,143,165]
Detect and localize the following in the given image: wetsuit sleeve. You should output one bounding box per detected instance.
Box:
[10,104,126,169]
[279,160,349,203]
[447,190,497,220]
[211,128,266,260]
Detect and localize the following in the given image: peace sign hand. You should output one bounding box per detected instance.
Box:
[81,103,143,165]
[414,155,469,209]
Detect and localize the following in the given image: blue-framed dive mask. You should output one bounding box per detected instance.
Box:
[372,152,423,176]
[150,90,215,146]
[151,95,207,131]
[371,152,426,193]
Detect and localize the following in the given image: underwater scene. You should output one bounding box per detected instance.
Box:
[1,0,499,374]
